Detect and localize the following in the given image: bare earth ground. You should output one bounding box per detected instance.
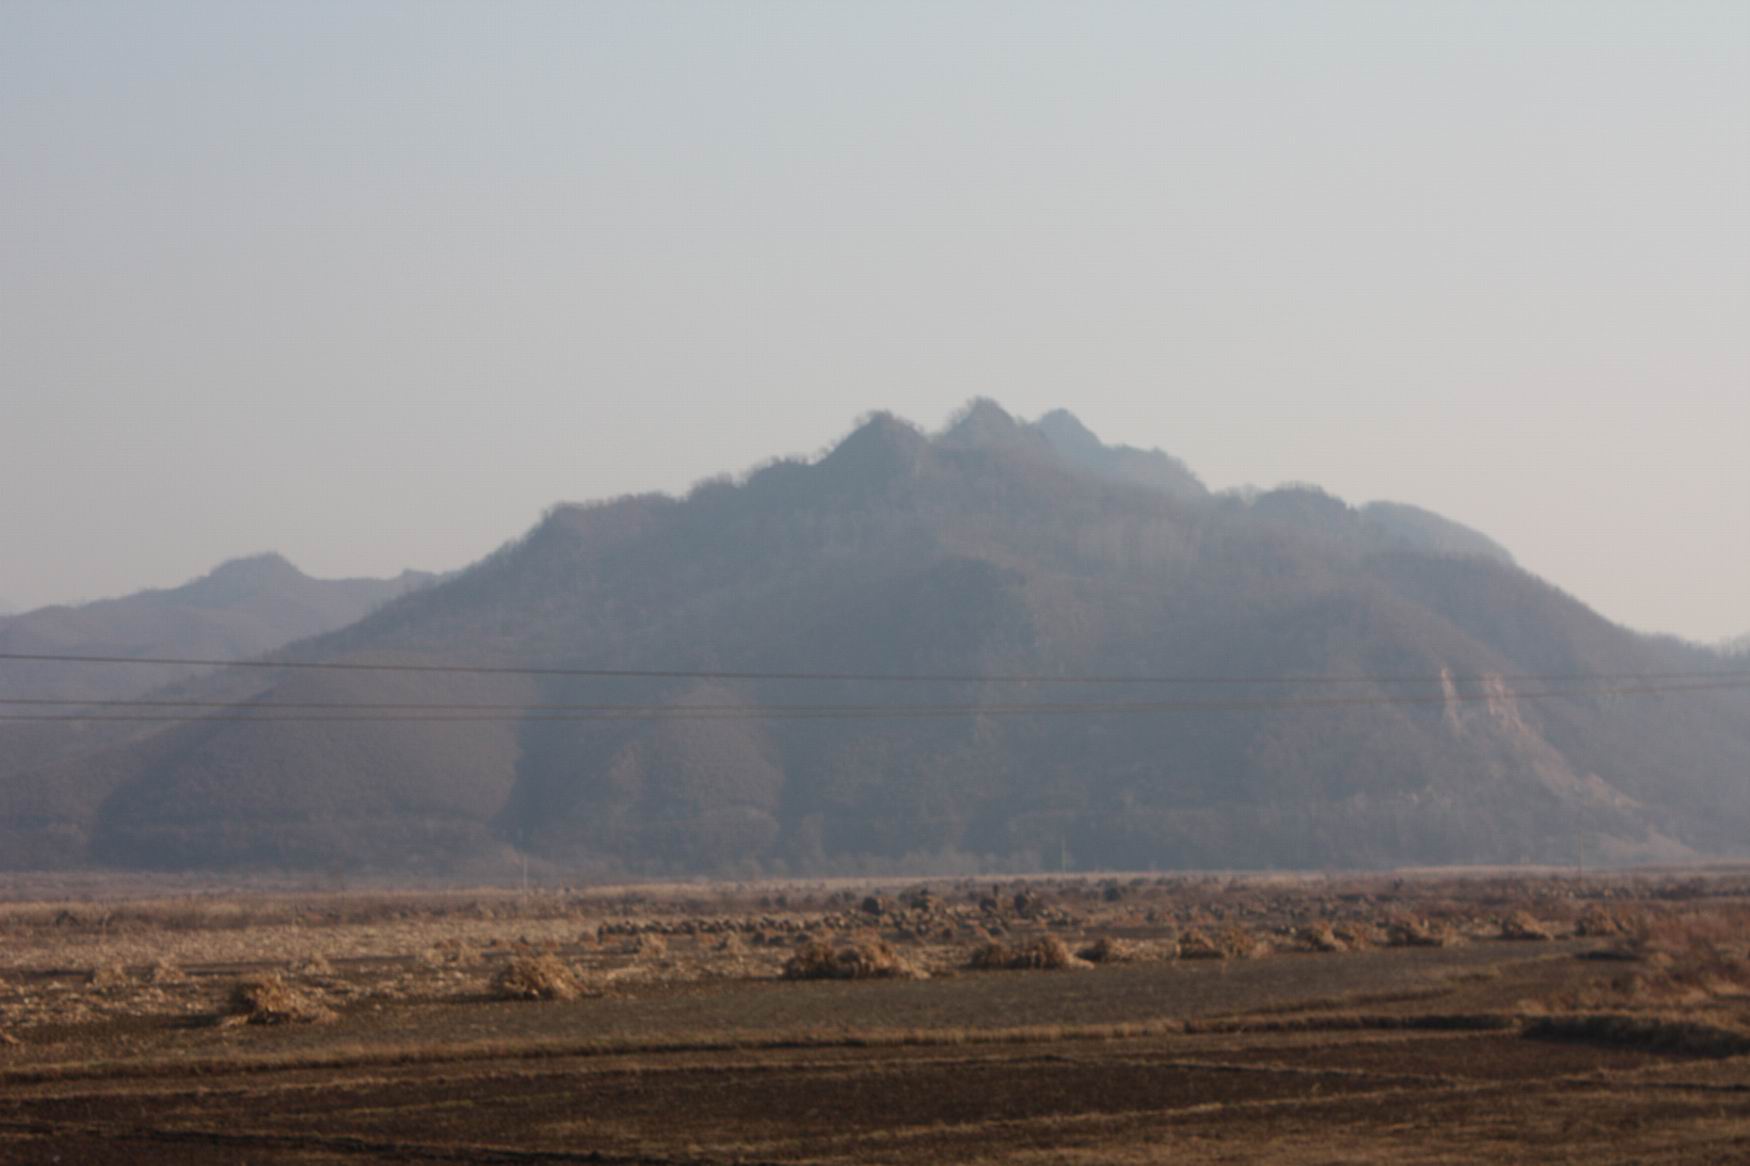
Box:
[3,870,1750,1163]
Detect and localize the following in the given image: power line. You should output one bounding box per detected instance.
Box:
[0,674,1739,713]
[0,671,1717,711]
[0,678,1742,724]
[1,650,1745,688]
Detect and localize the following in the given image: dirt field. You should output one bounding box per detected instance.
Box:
[3,871,1750,1163]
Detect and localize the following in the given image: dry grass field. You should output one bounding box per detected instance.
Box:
[3,869,1750,1163]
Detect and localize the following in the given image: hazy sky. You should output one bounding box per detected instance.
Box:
[3,2,1746,640]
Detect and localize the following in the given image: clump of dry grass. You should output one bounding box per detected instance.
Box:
[223,973,336,1025]
[1594,907,1750,1004]
[1178,926,1270,960]
[783,938,923,980]
[1299,924,1348,953]
[965,941,1011,970]
[836,939,924,980]
[414,943,476,969]
[1385,916,1461,948]
[430,938,477,964]
[145,958,185,984]
[1077,935,1141,963]
[1230,928,1274,957]
[86,962,131,990]
[1334,923,1378,950]
[967,936,1090,971]
[1174,929,1223,959]
[776,938,818,973]
[1500,911,1555,941]
[290,954,334,977]
[611,932,668,959]
[490,954,587,1001]
[1575,905,1631,938]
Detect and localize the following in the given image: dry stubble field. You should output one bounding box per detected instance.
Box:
[3,869,1750,1164]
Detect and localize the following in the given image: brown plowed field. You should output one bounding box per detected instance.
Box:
[3,871,1749,1162]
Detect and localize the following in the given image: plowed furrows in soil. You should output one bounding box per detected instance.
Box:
[137,1063,1390,1140]
[0,1007,1484,1089]
[738,1075,1595,1162]
[0,1030,1612,1129]
[0,1117,789,1166]
[0,1046,1226,1111]
[0,1049,1455,1159]
[1047,1054,1462,1086]
[0,1066,1516,1166]
[0,1058,1452,1137]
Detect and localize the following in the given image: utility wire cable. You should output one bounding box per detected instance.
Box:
[0,674,1740,712]
[1,650,1746,687]
[1,678,1743,724]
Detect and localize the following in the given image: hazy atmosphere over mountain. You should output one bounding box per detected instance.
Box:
[3,404,1744,877]
[5,3,1747,644]
[3,3,1746,881]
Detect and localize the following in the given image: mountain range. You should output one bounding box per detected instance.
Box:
[0,554,431,705]
[2,402,1745,876]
